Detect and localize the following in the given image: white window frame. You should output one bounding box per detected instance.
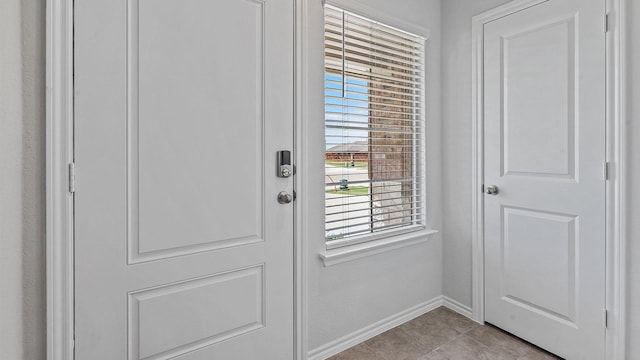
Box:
[322,4,428,250]
[317,2,437,266]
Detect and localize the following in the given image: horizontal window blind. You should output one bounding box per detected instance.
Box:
[324,5,426,245]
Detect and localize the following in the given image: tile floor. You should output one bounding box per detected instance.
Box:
[328,307,562,360]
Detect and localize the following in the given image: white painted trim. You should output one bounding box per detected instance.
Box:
[319,229,437,266]
[470,9,484,325]
[470,0,628,359]
[307,296,443,360]
[46,0,75,359]
[443,296,474,320]
[322,0,430,39]
[294,0,309,358]
[604,0,627,359]
[472,0,548,25]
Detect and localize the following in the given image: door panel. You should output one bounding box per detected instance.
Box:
[483,0,606,359]
[500,17,576,179]
[74,0,294,358]
[130,266,264,359]
[501,207,578,321]
[133,0,265,260]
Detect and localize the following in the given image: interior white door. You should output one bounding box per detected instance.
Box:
[74,0,294,358]
[483,0,606,359]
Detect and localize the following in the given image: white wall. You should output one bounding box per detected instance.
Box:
[626,1,640,358]
[0,0,46,359]
[2,0,636,358]
[305,0,443,353]
[441,0,511,312]
[441,1,640,359]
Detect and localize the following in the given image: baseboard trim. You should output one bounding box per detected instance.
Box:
[442,296,474,320]
[307,296,443,360]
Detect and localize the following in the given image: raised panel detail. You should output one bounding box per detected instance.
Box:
[501,206,577,324]
[501,16,577,179]
[128,265,265,359]
[127,0,265,263]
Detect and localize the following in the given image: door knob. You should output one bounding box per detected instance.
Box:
[486,185,499,195]
[277,191,293,204]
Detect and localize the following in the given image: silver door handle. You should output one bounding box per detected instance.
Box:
[277,191,293,204]
[486,185,499,195]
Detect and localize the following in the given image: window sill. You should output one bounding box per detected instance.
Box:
[319,229,438,267]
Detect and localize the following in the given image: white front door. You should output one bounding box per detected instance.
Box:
[74,0,294,358]
[483,0,606,359]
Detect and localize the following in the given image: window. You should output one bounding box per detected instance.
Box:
[324,5,426,247]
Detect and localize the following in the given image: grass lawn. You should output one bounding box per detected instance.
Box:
[326,186,370,196]
[325,160,368,168]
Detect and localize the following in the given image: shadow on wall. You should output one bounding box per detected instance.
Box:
[20,1,47,359]
[0,0,46,359]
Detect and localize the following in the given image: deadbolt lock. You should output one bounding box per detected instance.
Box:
[277,150,292,178]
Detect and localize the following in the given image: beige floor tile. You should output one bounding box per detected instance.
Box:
[327,343,384,360]
[398,316,461,352]
[364,327,431,360]
[465,324,533,357]
[430,335,515,360]
[517,346,563,360]
[432,307,479,333]
[330,307,564,360]
[418,350,448,360]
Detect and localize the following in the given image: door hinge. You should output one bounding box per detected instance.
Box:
[603,161,610,181]
[69,162,76,193]
[604,308,609,329]
[604,13,610,32]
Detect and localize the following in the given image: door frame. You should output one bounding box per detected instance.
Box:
[470,0,628,359]
[46,0,74,358]
[45,0,306,359]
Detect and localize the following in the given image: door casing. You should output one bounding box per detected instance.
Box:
[470,0,628,359]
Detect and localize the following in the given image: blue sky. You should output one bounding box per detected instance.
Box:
[325,73,369,150]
